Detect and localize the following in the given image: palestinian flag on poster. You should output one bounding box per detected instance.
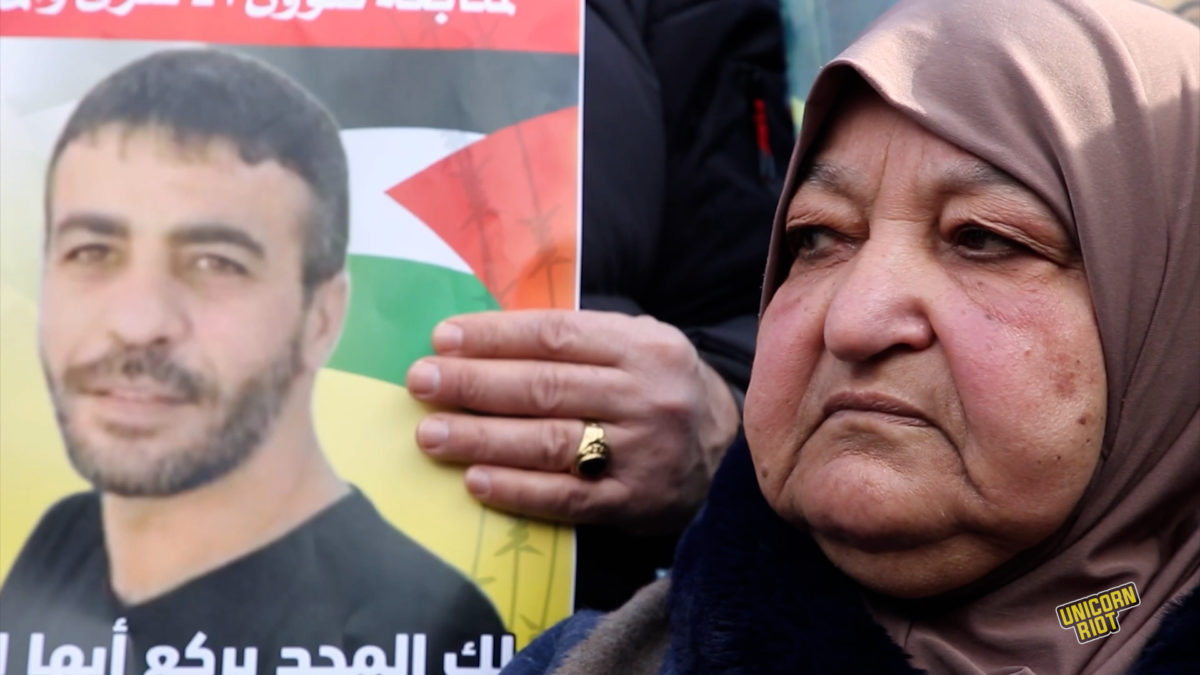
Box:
[0,3,580,655]
[226,47,584,382]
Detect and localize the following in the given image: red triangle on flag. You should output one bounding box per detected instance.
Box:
[387,106,579,310]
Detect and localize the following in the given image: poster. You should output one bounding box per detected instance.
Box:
[0,2,580,673]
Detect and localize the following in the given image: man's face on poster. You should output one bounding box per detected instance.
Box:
[39,124,321,497]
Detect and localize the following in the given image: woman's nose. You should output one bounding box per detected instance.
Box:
[822,234,936,363]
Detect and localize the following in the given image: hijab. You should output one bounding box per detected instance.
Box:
[760,1,1199,672]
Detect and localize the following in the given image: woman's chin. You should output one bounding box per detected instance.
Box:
[806,516,939,555]
[793,459,955,553]
[809,524,1011,599]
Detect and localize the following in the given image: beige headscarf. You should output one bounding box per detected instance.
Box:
[761,1,1199,672]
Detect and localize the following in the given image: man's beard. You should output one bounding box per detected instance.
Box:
[44,335,304,497]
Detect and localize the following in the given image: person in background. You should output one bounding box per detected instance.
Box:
[405,0,795,611]
[501,0,1200,671]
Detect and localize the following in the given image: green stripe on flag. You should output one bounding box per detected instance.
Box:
[328,254,499,387]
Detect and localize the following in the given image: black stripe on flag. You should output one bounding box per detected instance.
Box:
[229,45,579,134]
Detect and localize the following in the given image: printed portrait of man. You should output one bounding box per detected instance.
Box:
[0,48,504,674]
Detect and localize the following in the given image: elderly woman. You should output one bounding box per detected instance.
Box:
[503,0,1199,672]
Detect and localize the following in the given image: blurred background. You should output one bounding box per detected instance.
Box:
[782,0,1199,125]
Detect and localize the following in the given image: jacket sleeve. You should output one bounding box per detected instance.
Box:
[581,0,794,393]
[575,0,793,613]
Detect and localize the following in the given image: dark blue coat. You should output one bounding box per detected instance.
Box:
[507,439,1200,674]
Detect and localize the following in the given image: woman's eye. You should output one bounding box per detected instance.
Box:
[952,225,1030,258]
[191,254,248,276]
[785,226,843,260]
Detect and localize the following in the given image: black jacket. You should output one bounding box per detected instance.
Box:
[577,0,794,611]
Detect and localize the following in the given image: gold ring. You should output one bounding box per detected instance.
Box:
[572,421,610,479]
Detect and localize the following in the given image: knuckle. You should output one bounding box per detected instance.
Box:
[527,367,566,414]
[662,342,695,370]
[452,367,488,409]
[536,314,580,357]
[649,385,695,422]
[555,484,596,522]
[462,421,492,460]
[631,314,662,332]
[541,422,576,471]
[470,322,498,355]
[641,333,688,367]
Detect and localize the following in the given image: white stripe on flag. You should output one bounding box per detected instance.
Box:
[342,127,483,273]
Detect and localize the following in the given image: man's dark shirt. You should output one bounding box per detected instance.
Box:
[0,489,506,675]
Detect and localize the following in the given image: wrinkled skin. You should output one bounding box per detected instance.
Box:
[406,310,740,534]
[744,92,1107,598]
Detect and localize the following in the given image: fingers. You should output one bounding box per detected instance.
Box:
[463,465,630,525]
[406,356,634,418]
[416,414,637,525]
[417,414,587,473]
[431,310,650,365]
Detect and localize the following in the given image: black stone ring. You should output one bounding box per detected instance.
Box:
[572,421,610,480]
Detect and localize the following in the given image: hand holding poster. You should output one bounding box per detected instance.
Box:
[0,5,580,674]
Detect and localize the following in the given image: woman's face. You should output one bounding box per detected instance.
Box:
[744,92,1107,598]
